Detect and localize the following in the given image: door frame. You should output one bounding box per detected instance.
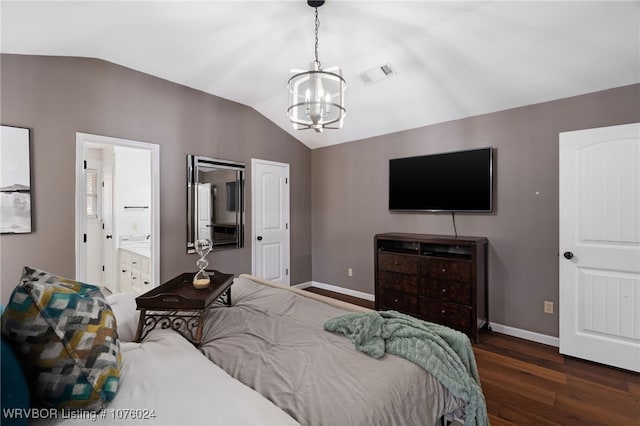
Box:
[75,133,160,289]
[251,158,290,283]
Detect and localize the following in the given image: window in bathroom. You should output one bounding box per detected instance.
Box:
[86,168,101,220]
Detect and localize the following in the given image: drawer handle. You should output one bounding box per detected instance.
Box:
[394,262,399,265]
[441,309,446,315]
[144,281,150,285]
[441,268,446,273]
[122,269,127,273]
[394,298,399,303]
[441,288,447,293]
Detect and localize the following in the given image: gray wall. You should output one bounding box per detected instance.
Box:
[311,84,640,337]
[0,54,312,303]
[2,53,637,338]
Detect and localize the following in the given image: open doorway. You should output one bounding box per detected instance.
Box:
[75,133,160,294]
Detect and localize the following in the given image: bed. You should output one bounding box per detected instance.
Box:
[199,275,476,426]
[28,328,299,426]
[5,271,484,426]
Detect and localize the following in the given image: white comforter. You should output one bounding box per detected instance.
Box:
[34,328,299,426]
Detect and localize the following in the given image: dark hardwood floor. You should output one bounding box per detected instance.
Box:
[303,287,640,425]
[304,286,375,309]
[475,331,639,425]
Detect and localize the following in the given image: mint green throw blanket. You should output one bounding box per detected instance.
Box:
[324,310,487,426]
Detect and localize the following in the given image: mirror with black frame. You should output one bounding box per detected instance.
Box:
[187,155,245,253]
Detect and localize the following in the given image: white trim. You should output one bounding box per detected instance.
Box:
[305,281,375,302]
[489,322,559,347]
[292,281,312,289]
[75,141,88,280]
[296,281,559,347]
[75,133,160,290]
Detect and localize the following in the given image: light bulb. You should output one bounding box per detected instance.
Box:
[324,93,331,116]
[307,72,325,123]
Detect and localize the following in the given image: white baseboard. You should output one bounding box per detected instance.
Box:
[294,281,375,302]
[293,281,558,347]
[292,282,312,290]
[489,322,559,347]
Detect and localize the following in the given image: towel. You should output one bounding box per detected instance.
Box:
[324,310,487,426]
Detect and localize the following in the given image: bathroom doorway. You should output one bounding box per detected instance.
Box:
[75,133,160,293]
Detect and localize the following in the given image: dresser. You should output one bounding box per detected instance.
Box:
[374,233,488,342]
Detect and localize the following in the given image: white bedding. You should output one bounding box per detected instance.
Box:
[33,329,299,426]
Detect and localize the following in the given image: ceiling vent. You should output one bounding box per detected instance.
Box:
[360,64,396,85]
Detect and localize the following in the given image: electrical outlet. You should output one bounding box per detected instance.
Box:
[544,301,554,314]
[348,268,353,277]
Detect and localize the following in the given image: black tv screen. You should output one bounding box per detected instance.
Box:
[389,147,493,212]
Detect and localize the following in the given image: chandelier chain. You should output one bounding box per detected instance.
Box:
[314,7,321,69]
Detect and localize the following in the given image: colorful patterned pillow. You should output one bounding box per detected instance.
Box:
[1,267,121,411]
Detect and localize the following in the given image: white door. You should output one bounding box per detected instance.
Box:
[559,122,640,372]
[252,159,290,285]
[197,183,212,241]
[85,160,102,286]
[102,161,115,292]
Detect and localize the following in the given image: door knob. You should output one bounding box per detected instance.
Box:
[563,251,574,260]
[257,236,263,241]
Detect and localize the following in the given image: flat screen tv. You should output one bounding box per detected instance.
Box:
[389,147,493,212]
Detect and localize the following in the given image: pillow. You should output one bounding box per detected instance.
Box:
[106,291,138,342]
[1,267,121,411]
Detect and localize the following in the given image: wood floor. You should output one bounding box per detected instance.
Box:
[303,287,640,425]
[475,331,639,425]
[303,286,376,309]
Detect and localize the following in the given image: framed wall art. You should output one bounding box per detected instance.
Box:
[1,125,32,234]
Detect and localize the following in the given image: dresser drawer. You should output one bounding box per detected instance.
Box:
[420,278,471,305]
[419,298,472,331]
[377,288,419,315]
[378,270,418,294]
[378,252,419,275]
[421,258,471,282]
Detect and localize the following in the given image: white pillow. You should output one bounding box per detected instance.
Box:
[106,291,139,342]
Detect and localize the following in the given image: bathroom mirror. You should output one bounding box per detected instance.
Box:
[187,155,245,253]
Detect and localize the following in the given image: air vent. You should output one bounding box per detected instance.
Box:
[359,64,396,84]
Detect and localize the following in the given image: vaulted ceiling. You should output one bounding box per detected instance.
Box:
[2,1,638,149]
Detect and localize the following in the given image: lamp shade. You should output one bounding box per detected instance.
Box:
[287,62,346,133]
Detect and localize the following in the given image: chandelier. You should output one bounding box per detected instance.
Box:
[287,0,346,133]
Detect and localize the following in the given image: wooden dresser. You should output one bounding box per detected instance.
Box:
[374,233,488,342]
